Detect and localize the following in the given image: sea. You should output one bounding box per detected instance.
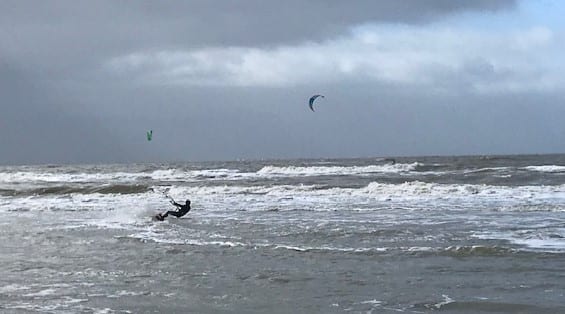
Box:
[1,154,565,313]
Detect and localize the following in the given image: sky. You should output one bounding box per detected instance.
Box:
[1,0,564,164]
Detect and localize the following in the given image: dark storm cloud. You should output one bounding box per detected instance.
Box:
[1,0,516,50]
[0,1,517,84]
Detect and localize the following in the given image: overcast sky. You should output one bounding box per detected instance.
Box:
[1,0,564,164]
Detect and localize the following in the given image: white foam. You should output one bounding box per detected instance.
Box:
[190,168,243,178]
[258,243,388,254]
[433,295,455,309]
[93,308,117,314]
[0,163,418,186]
[119,231,392,253]
[22,288,57,297]
[160,181,565,207]
[273,244,308,252]
[360,299,383,305]
[523,165,565,173]
[62,297,89,304]
[147,169,187,180]
[3,162,564,189]
[0,284,31,294]
[473,230,565,252]
[510,237,565,251]
[460,166,512,175]
[6,180,565,219]
[0,171,141,184]
[127,232,248,247]
[0,168,221,185]
[356,181,565,203]
[107,290,149,298]
[256,163,420,177]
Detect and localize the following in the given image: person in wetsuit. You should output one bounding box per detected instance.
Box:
[157,199,191,220]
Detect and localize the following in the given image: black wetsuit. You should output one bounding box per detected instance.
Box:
[162,201,191,218]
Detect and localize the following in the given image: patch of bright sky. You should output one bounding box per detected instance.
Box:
[434,0,564,30]
[349,0,564,78]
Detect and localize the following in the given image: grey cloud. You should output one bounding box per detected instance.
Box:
[1,1,517,46]
[107,25,561,94]
[0,1,516,72]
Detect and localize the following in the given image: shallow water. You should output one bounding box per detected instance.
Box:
[1,155,565,313]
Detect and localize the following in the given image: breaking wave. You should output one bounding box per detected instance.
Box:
[523,165,565,173]
[256,163,421,177]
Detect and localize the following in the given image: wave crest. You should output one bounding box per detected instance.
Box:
[257,163,420,177]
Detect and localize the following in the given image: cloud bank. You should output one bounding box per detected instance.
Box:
[108,25,562,94]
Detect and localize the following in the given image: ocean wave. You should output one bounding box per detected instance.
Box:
[0,184,151,196]
[270,244,388,254]
[5,180,565,216]
[111,233,527,258]
[122,232,248,247]
[461,166,511,174]
[4,163,420,184]
[0,188,17,196]
[3,159,565,188]
[161,181,565,215]
[0,171,143,184]
[164,180,537,198]
[10,179,565,201]
[441,245,517,257]
[414,299,560,313]
[523,165,565,173]
[0,168,212,184]
[0,284,31,294]
[123,233,392,254]
[7,161,563,187]
[256,163,421,177]
[473,231,565,253]
[355,181,565,201]
[511,237,565,251]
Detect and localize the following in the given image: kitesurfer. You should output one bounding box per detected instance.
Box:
[156,199,191,220]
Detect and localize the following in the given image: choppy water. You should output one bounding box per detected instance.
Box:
[1,155,565,313]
